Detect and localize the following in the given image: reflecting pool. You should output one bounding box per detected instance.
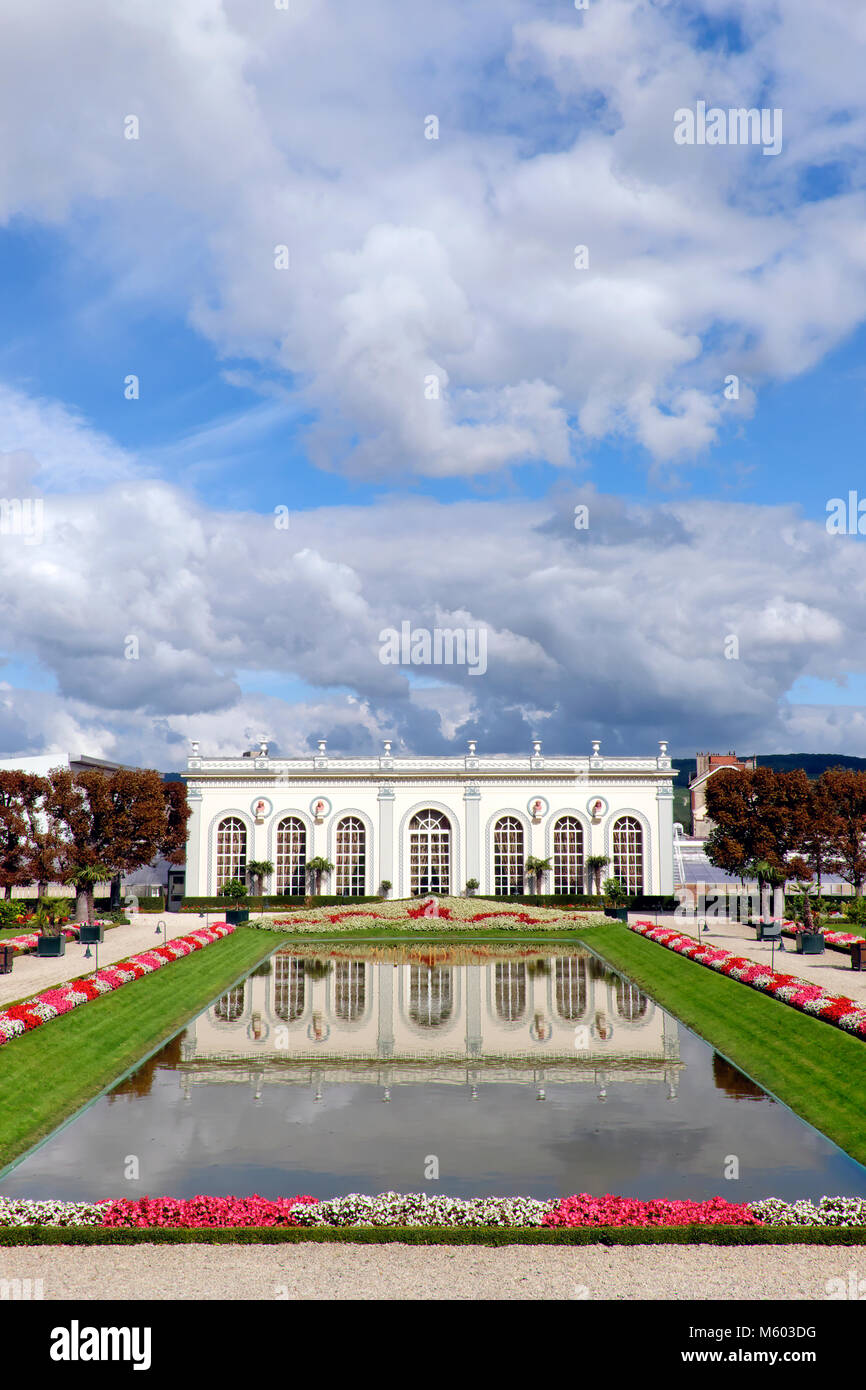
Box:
[4,943,866,1202]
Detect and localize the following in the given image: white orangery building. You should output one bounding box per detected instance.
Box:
[183,738,675,899]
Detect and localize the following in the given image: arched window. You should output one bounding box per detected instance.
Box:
[216,817,246,890]
[274,956,304,1022]
[495,961,527,1022]
[334,961,366,1022]
[615,979,648,1021]
[335,816,366,896]
[553,816,584,894]
[409,966,453,1027]
[275,817,306,896]
[493,816,524,896]
[612,816,643,894]
[409,810,451,895]
[555,956,587,1020]
[214,984,245,1022]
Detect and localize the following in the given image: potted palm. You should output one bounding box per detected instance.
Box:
[749,860,785,939]
[586,854,610,897]
[246,860,274,916]
[525,856,551,897]
[35,899,67,956]
[380,880,392,898]
[305,857,334,897]
[793,884,825,955]
[218,878,249,924]
[602,877,629,921]
[465,878,479,897]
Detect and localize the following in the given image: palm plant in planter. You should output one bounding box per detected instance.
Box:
[380,880,392,898]
[465,878,479,897]
[793,882,825,954]
[218,878,249,924]
[525,856,551,897]
[305,857,334,897]
[34,898,68,956]
[586,855,610,897]
[246,860,274,916]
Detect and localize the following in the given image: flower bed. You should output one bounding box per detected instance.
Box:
[254,895,601,933]
[779,921,862,954]
[0,924,234,1045]
[630,921,866,1039]
[2,926,81,955]
[3,1190,866,1230]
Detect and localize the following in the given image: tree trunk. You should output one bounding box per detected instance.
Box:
[772,885,785,924]
[87,887,95,922]
[3,884,10,899]
[75,887,89,923]
[760,881,772,921]
[109,873,122,910]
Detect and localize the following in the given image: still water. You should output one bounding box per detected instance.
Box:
[4,943,866,1202]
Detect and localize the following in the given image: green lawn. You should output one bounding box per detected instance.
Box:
[0,927,277,1172]
[573,923,866,1167]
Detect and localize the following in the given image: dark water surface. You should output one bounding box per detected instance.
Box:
[4,943,866,1202]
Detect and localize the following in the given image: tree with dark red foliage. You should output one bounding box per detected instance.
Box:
[705,766,811,879]
[821,767,866,896]
[0,771,46,899]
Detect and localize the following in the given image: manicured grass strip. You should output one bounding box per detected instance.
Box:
[0,928,277,1172]
[2,1224,866,1246]
[573,924,866,1167]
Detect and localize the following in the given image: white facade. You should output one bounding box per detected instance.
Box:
[182,739,675,899]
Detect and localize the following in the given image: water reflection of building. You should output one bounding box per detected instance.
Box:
[178,952,683,1101]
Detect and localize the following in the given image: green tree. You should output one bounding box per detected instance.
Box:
[246,860,274,897]
[585,854,609,895]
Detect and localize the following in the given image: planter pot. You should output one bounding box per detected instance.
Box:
[755,921,782,941]
[852,941,865,972]
[225,909,249,925]
[36,935,66,958]
[603,907,629,921]
[795,932,825,955]
[79,923,104,945]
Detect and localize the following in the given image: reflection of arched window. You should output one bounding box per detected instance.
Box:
[216,817,246,889]
[214,984,245,1022]
[555,956,587,1020]
[495,962,526,1022]
[493,817,524,896]
[335,817,366,896]
[334,961,366,1022]
[612,816,643,894]
[409,811,451,895]
[274,957,304,1022]
[275,817,306,896]
[615,979,648,1021]
[409,967,453,1027]
[553,817,584,894]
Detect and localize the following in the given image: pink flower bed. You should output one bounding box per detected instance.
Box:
[0,924,234,1045]
[630,921,866,1038]
[99,1193,316,1228]
[543,1193,759,1228]
[3,926,81,955]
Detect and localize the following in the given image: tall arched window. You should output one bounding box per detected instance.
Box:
[216,816,246,890]
[493,816,524,896]
[553,816,584,894]
[409,810,451,895]
[615,978,648,1021]
[214,984,245,1023]
[335,816,366,896]
[555,956,587,1020]
[612,816,643,894]
[275,817,306,896]
[334,961,366,1022]
[409,966,453,1028]
[494,961,526,1022]
[274,956,304,1022]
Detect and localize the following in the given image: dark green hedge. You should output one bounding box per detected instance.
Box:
[180,895,381,911]
[1,1223,864,1246]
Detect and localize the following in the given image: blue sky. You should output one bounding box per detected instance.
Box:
[1,0,866,764]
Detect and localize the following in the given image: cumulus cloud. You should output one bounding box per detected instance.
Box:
[0,0,865,477]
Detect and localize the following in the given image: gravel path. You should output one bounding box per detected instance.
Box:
[1,1244,859,1300]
